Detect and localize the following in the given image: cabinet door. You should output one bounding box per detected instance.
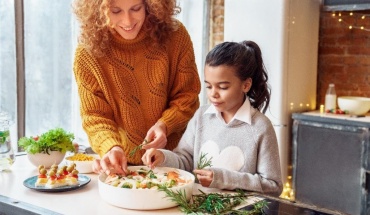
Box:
[292,120,369,215]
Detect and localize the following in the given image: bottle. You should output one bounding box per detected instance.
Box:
[0,112,15,171]
[325,84,337,112]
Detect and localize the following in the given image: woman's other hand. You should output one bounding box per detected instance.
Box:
[193,169,213,187]
[92,146,128,175]
[142,121,167,149]
[142,148,164,169]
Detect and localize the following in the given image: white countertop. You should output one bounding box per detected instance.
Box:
[0,155,261,215]
[302,110,370,123]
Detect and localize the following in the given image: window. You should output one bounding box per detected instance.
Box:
[0,1,17,149]
[0,0,208,152]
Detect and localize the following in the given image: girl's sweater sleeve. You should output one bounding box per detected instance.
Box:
[158,108,200,172]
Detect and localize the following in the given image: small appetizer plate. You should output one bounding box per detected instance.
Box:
[23,174,91,192]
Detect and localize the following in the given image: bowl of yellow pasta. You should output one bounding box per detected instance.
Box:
[64,153,99,174]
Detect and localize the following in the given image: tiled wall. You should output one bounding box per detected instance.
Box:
[210,2,370,109]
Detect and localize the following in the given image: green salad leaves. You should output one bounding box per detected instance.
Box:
[18,127,75,154]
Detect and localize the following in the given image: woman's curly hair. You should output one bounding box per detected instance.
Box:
[72,0,181,57]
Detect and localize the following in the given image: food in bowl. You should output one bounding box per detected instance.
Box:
[104,168,190,189]
[98,166,195,210]
[337,96,370,116]
[65,153,99,174]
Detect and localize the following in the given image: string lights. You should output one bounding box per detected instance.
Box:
[331,11,370,31]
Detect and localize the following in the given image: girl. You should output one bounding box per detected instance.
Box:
[72,0,201,175]
[142,41,283,196]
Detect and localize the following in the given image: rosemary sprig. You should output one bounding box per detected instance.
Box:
[158,187,268,215]
[129,139,149,157]
[197,152,213,169]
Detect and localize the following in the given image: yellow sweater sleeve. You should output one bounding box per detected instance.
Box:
[158,23,201,140]
[73,47,123,157]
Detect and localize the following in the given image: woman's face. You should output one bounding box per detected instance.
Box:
[108,0,146,40]
[204,64,251,121]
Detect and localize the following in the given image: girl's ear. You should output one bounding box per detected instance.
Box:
[243,78,252,93]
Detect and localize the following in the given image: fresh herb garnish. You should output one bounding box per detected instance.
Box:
[148,170,157,179]
[121,182,133,189]
[129,139,149,157]
[158,187,268,214]
[197,152,213,169]
[18,127,74,154]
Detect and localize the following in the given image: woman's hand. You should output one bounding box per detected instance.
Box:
[193,169,213,187]
[142,121,167,150]
[92,146,128,175]
[142,148,165,169]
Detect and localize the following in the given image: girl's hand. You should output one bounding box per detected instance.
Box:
[193,169,214,187]
[142,148,165,169]
[142,121,167,150]
[92,146,128,175]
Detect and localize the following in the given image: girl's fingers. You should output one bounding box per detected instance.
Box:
[193,169,209,176]
[142,149,164,169]
[142,149,155,166]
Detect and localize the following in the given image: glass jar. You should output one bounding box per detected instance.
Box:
[0,111,15,171]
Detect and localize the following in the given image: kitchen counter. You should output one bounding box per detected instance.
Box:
[297,111,370,126]
[0,155,263,215]
[1,154,344,215]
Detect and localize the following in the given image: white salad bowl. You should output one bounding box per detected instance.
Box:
[98,166,195,210]
[27,151,66,168]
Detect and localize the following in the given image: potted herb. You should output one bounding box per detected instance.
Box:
[18,127,75,168]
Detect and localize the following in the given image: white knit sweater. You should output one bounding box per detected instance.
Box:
[159,99,283,196]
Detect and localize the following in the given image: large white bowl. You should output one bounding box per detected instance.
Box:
[337,96,370,116]
[27,151,65,168]
[65,154,99,174]
[98,166,195,210]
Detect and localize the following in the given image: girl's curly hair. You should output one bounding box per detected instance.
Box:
[72,0,181,57]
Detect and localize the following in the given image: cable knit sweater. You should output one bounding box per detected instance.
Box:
[73,22,201,164]
[159,101,283,196]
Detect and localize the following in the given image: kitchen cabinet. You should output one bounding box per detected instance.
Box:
[292,112,370,215]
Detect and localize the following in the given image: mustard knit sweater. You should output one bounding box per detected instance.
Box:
[73,22,201,164]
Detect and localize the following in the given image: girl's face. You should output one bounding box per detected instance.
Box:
[204,65,251,122]
[108,0,146,40]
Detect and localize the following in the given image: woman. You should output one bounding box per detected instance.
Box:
[72,0,200,175]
